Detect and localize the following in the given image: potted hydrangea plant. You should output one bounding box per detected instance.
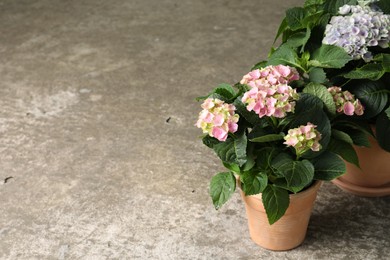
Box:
[195,0,389,250]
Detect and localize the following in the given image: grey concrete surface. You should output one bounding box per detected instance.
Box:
[0,0,389,259]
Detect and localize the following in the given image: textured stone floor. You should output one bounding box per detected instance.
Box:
[0,0,389,259]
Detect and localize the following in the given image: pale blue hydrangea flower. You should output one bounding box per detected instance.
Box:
[323,3,390,61]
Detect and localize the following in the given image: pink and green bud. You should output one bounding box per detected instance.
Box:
[196,98,239,141]
[241,65,299,118]
[284,123,322,156]
[328,86,364,116]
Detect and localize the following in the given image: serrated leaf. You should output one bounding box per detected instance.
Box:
[309,67,327,83]
[251,60,267,70]
[267,45,304,70]
[352,80,388,119]
[328,138,360,168]
[213,133,247,167]
[210,172,236,210]
[309,44,352,68]
[241,171,268,195]
[344,63,385,81]
[377,0,390,14]
[324,0,357,14]
[273,17,288,43]
[312,151,346,180]
[347,129,370,147]
[386,107,390,120]
[271,154,315,193]
[374,53,390,72]
[262,185,290,225]
[202,135,220,148]
[256,147,280,171]
[286,7,307,31]
[303,83,336,114]
[332,129,353,144]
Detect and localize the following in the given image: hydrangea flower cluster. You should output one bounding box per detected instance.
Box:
[240,65,300,118]
[328,86,364,116]
[283,123,322,156]
[322,3,390,61]
[195,98,239,141]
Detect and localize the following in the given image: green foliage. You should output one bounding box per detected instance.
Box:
[328,138,360,168]
[309,45,352,68]
[272,154,315,193]
[377,0,390,14]
[352,80,389,119]
[344,63,385,81]
[262,185,290,225]
[311,151,346,180]
[241,171,268,195]
[308,67,327,83]
[210,172,236,209]
[213,133,247,167]
[286,7,308,31]
[323,0,357,14]
[303,83,336,114]
[267,45,304,71]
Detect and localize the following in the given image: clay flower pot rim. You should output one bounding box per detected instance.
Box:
[332,178,390,197]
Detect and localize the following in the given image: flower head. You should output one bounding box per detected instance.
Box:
[284,123,322,155]
[240,65,300,118]
[328,86,364,116]
[323,3,390,61]
[195,98,239,141]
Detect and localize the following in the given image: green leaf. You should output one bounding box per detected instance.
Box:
[262,185,290,225]
[303,83,336,114]
[332,129,353,144]
[210,172,236,210]
[309,44,352,68]
[223,162,240,173]
[250,134,285,143]
[213,133,247,167]
[311,151,346,180]
[324,0,357,14]
[308,67,327,83]
[377,0,390,14]
[304,0,325,7]
[241,171,268,195]
[251,60,267,70]
[286,7,307,31]
[328,138,360,168]
[202,135,220,148]
[196,84,236,101]
[376,112,390,152]
[352,80,388,119]
[267,45,304,70]
[386,107,390,120]
[344,63,385,81]
[256,147,280,171]
[346,129,370,147]
[374,53,390,72]
[272,154,315,193]
[286,31,309,48]
[273,17,288,43]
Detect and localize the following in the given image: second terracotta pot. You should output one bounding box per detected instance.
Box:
[332,135,390,197]
[240,181,322,251]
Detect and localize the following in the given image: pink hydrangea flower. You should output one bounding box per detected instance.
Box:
[328,86,364,116]
[195,98,239,141]
[240,65,300,118]
[284,123,322,155]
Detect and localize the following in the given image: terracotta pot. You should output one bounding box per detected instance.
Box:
[332,135,390,197]
[239,181,322,251]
